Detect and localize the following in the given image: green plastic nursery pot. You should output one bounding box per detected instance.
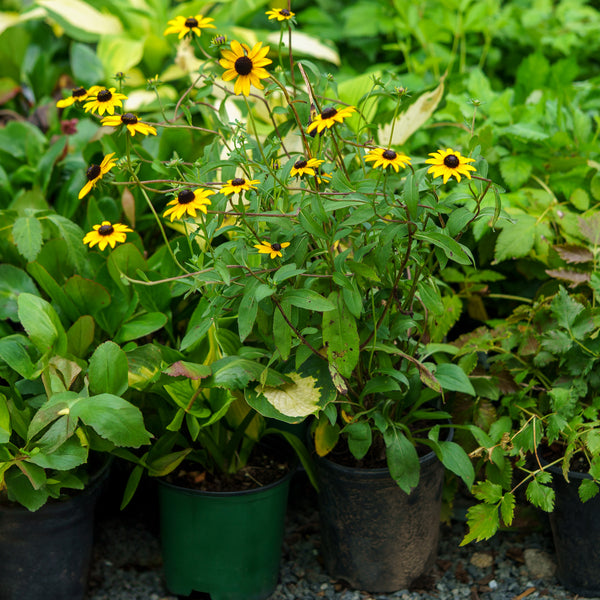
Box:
[316,447,445,593]
[0,461,109,600]
[158,468,293,600]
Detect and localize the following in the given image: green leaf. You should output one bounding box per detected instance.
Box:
[0,335,37,379]
[0,393,11,444]
[434,363,476,396]
[45,214,89,275]
[70,42,104,87]
[526,478,555,512]
[62,275,111,317]
[0,264,40,322]
[238,284,259,342]
[494,214,537,262]
[283,289,335,312]
[579,479,599,503]
[550,286,584,330]
[500,156,532,190]
[66,315,95,358]
[345,421,372,460]
[273,299,291,361]
[414,231,473,265]
[403,171,418,220]
[461,502,500,545]
[88,341,129,396]
[437,441,474,488]
[71,393,151,448]
[472,480,503,503]
[12,216,43,262]
[322,291,359,379]
[17,293,67,356]
[384,429,420,494]
[27,436,87,470]
[500,492,516,526]
[114,312,168,344]
[273,264,305,285]
[4,468,48,511]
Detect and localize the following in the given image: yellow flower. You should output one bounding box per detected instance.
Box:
[219,40,272,96]
[254,240,290,259]
[163,188,215,221]
[425,148,476,183]
[83,88,128,116]
[78,153,118,199]
[101,113,157,137]
[220,177,260,196]
[364,148,411,173]
[266,7,295,20]
[56,85,100,108]
[316,169,332,185]
[164,14,216,38]
[290,157,324,178]
[306,105,356,134]
[83,221,132,251]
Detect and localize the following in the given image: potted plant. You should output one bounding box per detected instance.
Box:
[0,284,151,600]
[118,323,317,600]
[459,215,600,596]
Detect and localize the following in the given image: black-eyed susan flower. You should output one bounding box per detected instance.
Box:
[83,221,132,251]
[56,85,100,108]
[266,7,295,20]
[290,157,324,178]
[78,153,118,199]
[425,148,476,183]
[306,105,356,134]
[316,169,332,185]
[220,177,260,195]
[254,240,290,259]
[364,148,411,173]
[219,40,272,96]
[163,188,215,221]
[164,14,216,38]
[84,87,128,116]
[101,113,157,137]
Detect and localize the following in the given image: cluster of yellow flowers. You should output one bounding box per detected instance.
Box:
[55,7,477,257]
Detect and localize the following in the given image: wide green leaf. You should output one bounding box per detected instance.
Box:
[434,363,476,396]
[17,293,67,356]
[437,440,474,488]
[283,289,335,312]
[66,315,95,358]
[12,216,43,262]
[114,312,168,343]
[71,393,151,448]
[322,291,359,379]
[384,429,420,494]
[0,265,40,322]
[88,341,129,396]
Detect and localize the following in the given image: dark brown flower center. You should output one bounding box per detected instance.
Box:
[294,159,308,169]
[382,149,397,160]
[321,107,337,119]
[231,177,245,186]
[443,154,460,168]
[178,189,195,204]
[271,243,282,251]
[97,89,112,102]
[72,87,87,98]
[98,224,114,236]
[185,17,199,28]
[121,113,138,125]
[280,9,291,16]
[86,164,101,180]
[234,56,253,76]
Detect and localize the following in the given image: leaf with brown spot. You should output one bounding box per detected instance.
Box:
[164,361,212,380]
[545,269,590,286]
[554,244,593,264]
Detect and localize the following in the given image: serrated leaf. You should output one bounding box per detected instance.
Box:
[554,244,593,264]
[579,214,600,246]
[526,478,555,512]
[499,156,532,190]
[494,214,536,262]
[545,269,590,285]
[12,216,43,262]
[461,502,500,545]
[550,286,584,329]
[578,479,599,503]
[499,492,515,526]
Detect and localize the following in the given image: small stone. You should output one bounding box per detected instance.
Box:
[524,548,556,579]
[470,551,494,569]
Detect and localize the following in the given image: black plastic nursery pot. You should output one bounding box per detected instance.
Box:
[316,447,445,592]
[0,463,109,600]
[547,462,600,597]
[158,467,294,600]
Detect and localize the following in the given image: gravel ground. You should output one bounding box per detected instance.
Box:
[85,474,598,600]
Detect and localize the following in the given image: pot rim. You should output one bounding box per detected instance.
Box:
[157,463,296,498]
[315,425,454,476]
